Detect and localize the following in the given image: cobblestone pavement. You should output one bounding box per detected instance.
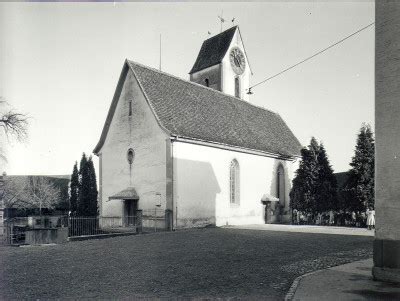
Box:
[0,228,373,299]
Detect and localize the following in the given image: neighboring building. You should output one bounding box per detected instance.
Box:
[94,26,302,229]
[0,173,5,235]
[374,2,400,283]
[1,175,70,216]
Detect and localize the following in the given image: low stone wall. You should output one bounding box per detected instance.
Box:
[25,228,68,245]
[142,217,166,231]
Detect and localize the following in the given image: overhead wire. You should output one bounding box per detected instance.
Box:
[247,22,375,94]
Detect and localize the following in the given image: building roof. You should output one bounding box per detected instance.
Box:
[189,26,237,74]
[93,60,301,157]
[109,187,139,200]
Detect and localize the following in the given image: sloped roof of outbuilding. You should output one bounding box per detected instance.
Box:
[189,26,238,74]
[93,60,302,158]
[109,187,139,200]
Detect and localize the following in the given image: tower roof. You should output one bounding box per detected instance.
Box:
[189,26,238,74]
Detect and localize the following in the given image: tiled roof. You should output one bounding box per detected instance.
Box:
[189,26,237,74]
[109,187,139,200]
[126,61,302,157]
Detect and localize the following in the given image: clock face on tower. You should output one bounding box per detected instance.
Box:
[229,47,246,75]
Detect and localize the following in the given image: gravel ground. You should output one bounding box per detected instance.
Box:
[0,228,373,300]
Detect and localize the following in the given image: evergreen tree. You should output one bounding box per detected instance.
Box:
[344,124,375,212]
[290,148,311,212]
[290,137,320,214]
[315,144,338,213]
[290,138,338,216]
[78,153,90,216]
[87,156,98,216]
[69,161,79,214]
[76,153,99,217]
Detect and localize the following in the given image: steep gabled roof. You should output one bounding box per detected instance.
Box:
[93,60,302,158]
[189,26,237,74]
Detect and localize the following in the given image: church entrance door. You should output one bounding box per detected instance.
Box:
[124,199,138,226]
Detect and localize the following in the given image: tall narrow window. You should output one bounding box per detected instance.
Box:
[235,76,240,98]
[204,78,209,87]
[128,100,132,116]
[230,159,240,205]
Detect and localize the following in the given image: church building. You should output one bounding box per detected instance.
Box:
[93,26,302,229]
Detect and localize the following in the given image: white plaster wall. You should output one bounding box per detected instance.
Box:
[221,29,251,101]
[173,141,298,228]
[99,69,170,217]
[190,65,221,91]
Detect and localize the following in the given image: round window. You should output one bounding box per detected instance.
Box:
[127,148,135,164]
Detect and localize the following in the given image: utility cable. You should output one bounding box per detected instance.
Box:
[247,22,375,94]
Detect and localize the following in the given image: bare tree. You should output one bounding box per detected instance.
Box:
[1,177,31,208]
[2,176,60,212]
[28,177,61,214]
[0,98,29,162]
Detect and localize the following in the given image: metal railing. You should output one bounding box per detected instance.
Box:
[2,209,174,243]
[3,217,29,245]
[68,213,143,237]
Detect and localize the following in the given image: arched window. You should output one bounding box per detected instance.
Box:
[204,78,210,87]
[230,159,240,204]
[235,76,240,98]
[277,164,285,207]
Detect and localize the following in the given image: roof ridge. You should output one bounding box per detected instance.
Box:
[126,59,279,116]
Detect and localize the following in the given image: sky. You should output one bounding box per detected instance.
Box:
[0,1,374,176]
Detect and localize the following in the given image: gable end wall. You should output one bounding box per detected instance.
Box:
[99,69,171,216]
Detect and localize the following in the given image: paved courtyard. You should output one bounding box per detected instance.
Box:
[0,228,372,299]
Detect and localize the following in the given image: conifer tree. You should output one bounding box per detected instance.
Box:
[344,124,375,211]
[315,144,338,213]
[69,161,79,214]
[290,148,311,212]
[290,138,338,215]
[290,137,320,213]
[75,153,99,217]
[87,156,98,216]
[78,153,90,216]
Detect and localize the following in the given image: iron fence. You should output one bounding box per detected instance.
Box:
[68,213,143,237]
[1,209,173,244]
[3,217,29,245]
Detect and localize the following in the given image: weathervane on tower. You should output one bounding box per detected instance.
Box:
[216,11,236,33]
[218,10,225,32]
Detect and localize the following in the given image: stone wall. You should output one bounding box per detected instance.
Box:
[374,1,400,283]
[0,175,4,235]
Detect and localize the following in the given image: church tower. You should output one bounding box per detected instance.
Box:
[189,26,252,101]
